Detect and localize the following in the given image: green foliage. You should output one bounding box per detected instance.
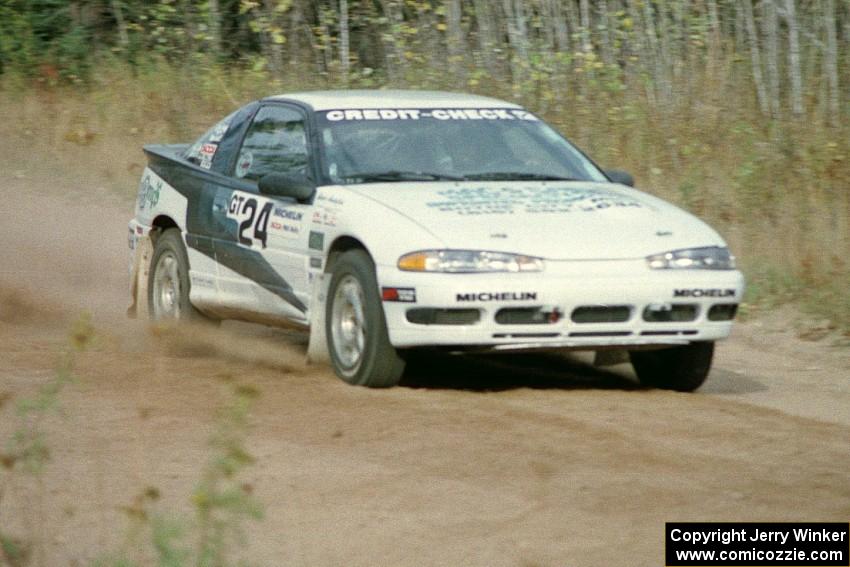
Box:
[93,382,265,567]
[0,314,95,566]
[2,314,94,474]
[0,532,27,567]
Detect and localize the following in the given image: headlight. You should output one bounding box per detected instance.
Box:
[646,246,736,270]
[398,250,544,273]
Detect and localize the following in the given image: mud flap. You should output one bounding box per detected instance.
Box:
[306,273,331,366]
[127,236,153,319]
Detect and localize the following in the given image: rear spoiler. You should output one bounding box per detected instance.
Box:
[142,143,191,163]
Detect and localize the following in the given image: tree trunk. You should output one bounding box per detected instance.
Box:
[823,0,840,125]
[110,0,129,48]
[473,0,499,73]
[763,0,781,118]
[502,0,530,90]
[579,0,592,55]
[742,0,770,115]
[263,0,284,76]
[447,0,464,80]
[208,0,222,56]
[627,0,656,106]
[553,0,569,52]
[339,0,350,83]
[641,0,668,101]
[377,0,406,84]
[783,0,804,117]
[598,0,615,67]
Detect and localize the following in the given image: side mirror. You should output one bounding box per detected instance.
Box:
[258,172,314,201]
[605,169,635,187]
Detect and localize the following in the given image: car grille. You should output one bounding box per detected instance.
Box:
[642,303,699,322]
[495,307,561,325]
[571,305,633,323]
[406,308,480,325]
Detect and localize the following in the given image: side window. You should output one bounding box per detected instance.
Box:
[185,110,239,170]
[234,105,308,181]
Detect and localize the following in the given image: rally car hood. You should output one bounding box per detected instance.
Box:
[345,181,726,260]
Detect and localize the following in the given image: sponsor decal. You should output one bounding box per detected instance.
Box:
[273,207,304,221]
[673,288,736,298]
[310,208,337,226]
[190,274,215,288]
[316,194,344,206]
[269,206,303,237]
[456,291,538,302]
[226,192,273,249]
[323,108,538,122]
[208,120,229,143]
[426,186,644,216]
[382,287,416,303]
[308,231,324,251]
[270,221,300,236]
[235,150,253,178]
[199,143,217,169]
[137,174,162,211]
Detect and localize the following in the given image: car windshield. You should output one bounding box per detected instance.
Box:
[316,108,608,184]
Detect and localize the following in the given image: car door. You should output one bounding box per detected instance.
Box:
[211,103,315,324]
[168,103,257,314]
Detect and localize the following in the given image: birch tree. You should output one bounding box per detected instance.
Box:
[783,0,804,116]
[823,0,840,125]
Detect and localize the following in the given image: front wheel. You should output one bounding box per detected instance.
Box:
[629,342,715,392]
[325,249,405,387]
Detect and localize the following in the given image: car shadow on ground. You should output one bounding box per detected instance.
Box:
[698,368,767,395]
[399,349,641,392]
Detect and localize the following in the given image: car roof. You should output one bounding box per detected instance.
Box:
[264,90,522,111]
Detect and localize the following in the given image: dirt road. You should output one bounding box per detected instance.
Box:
[1,179,848,567]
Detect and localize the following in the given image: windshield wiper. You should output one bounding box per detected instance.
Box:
[340,170,464,182]
[461,172,582,181]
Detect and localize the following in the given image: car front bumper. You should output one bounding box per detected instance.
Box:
[376,259,745,350]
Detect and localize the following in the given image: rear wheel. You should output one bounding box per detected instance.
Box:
[148,228,215,323]
[629,342,714,392]
[325,249,405,387]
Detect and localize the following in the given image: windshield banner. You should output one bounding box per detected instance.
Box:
[322,108,539,122]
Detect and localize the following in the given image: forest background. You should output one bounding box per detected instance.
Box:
[1,0,848,332]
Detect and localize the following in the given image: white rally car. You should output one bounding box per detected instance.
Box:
[128,90,744,390]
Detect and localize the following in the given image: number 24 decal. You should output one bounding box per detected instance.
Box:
[227,194,273,249]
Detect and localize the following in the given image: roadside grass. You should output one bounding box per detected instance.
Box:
[93,380,264,567]
[0,315,264,567]
[0,57,847,334]
[0,315,95,567]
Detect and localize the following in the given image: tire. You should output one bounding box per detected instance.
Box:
[147,228,215,323]
[629,341,714,392]
[325,249,405,387]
